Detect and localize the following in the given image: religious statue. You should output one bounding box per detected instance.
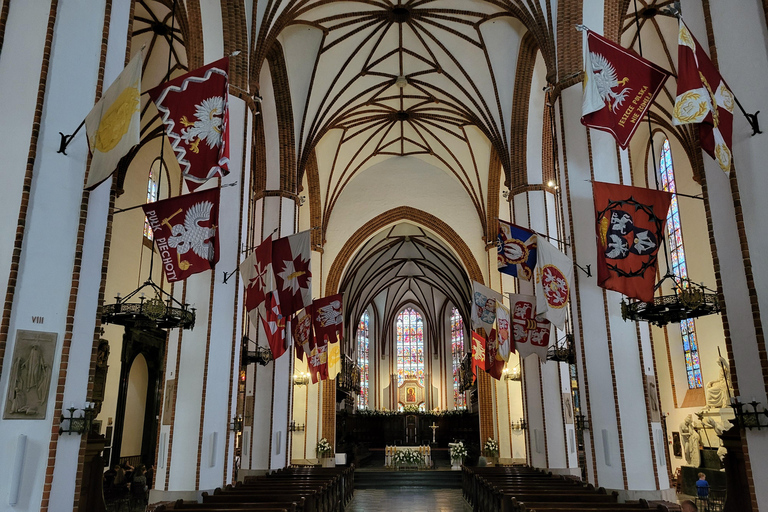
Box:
[705,357,732,409]
[700,414,732,461]
[679,414,701,467]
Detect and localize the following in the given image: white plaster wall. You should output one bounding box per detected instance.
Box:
[693,1,768,505]
[321,156,486,291]
[198,96,248,490]
[0,2,112,511]
[0,1,49,305]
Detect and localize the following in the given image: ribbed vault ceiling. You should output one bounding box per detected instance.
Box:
[339,223,471,347]
[263,0,557,228]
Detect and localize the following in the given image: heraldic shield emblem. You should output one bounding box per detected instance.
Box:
[593,181,672,302]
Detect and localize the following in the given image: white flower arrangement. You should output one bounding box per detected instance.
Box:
[484,437,499,457]
[393,449,424,466]
[450,441,468,461]
[316,437,332,458]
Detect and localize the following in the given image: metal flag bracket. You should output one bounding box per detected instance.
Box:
[223,269,238,284]
[57,119,86,156]
[575,263,592,278]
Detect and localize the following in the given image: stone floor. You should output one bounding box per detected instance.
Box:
[346,488,471,512]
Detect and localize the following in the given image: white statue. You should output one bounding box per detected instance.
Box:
[680,414,701,467]
[705,357,731,409]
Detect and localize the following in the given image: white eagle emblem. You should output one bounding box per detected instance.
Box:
[180,97,224,154]
[317,301,342,327]
[590,52,631,111]
[168,201,216,269]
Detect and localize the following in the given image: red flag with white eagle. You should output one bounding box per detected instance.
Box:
[672,19,735,174]
[471,332,486,381]
[293,307,313,361]
[581,28,671,148]
[239,234,274,315]
[312,294,343,346]
[272,231,312,316]
[148,58,230,191]
[260,291,287,360]
[142,188,219,283]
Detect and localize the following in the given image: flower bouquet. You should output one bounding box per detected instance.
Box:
[316,437,333,465]
[450,441,467,463]
[484,437,499,457]
[393,449,424,469]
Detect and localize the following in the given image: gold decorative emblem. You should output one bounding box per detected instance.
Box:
[680,287,704,309]
[717,83,735,113]
[715,143,732,173]
[92,82,140,153]
[674,90,708,124]
[143,296,167,320]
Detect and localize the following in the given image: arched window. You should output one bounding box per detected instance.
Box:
[396,308,424,387]
[143,158,162,241]
[357,311,370,409]
[659,139,702,389]
[450,307,466,409]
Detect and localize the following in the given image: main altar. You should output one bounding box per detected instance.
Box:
[384,445,432,469]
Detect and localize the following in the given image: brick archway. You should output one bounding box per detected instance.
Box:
[324,206,484,297]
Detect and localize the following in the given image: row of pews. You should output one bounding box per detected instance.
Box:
[463,466,681,512]
[156,465,354,512]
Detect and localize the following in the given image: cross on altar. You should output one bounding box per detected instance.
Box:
[429,422,439,443]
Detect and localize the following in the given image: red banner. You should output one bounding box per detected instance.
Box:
[260,292,287,360]
[312,294,343,346]
[581,29,670,148]
[148,58,230,191]
[142,188,219,283]
[240,235,273,314]
[308,344,328,384]
[593,181,671,302]
[272,231,312,316]
[471,332,486,380]
[673,19,735,174]
[485,329,505,380]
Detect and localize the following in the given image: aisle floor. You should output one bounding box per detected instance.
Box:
[346,488,471,512]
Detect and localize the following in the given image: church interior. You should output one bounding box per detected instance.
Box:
[1,1,768,511]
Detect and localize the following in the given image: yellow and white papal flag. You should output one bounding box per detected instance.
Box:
[84,51,143,190]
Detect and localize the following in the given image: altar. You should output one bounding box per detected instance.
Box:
[384,445,432,468]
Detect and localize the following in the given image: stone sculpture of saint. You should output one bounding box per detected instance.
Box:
[705,357,731,409]
[679,414,701,467]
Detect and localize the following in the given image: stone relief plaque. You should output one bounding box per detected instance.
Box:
[162,378,176,425]
[4,330,57,420]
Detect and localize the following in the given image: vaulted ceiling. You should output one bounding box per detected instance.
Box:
[339,223,472,346]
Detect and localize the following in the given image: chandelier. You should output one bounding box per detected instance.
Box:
[621,274,720,327]
[101,280,195,330]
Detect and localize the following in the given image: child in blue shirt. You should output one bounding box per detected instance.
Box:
[696,472,709,499]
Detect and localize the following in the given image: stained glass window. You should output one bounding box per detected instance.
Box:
[659,139,702,389]
[357,311,370,409]
[451,307,466,409]
[396,308,424,387]
[143,158,161,241]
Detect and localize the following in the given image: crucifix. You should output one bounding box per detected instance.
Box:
[429,422,439,444]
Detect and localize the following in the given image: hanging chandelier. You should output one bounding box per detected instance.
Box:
[621,274,720,327]
[101,280,195,330]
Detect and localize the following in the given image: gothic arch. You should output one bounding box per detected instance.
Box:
[325,207,484,297]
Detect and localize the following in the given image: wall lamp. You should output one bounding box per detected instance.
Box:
[59,402,96,435]
[293,372,310,386]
